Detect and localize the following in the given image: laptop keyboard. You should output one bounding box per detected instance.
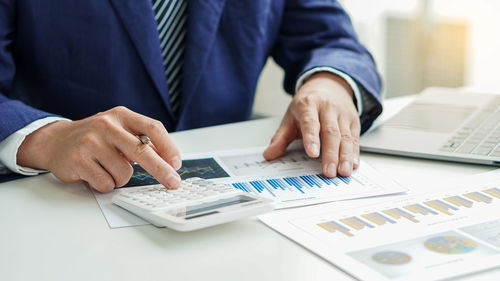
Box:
[440,97,500,157]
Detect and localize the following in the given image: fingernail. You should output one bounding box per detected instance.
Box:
[309,144,319,157]
[341,161,352,174]
[353,158,360,166]
[166,173,181,189]
[171,156,182,170]
[327,163,337,177]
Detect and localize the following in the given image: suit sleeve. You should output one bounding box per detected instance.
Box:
[0,0,53,142]
[271,0,383,133]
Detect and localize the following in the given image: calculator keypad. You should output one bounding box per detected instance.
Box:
[116,178,241,211]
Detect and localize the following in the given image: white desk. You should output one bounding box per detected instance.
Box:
[0,98,498,281]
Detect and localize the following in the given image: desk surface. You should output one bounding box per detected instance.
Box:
[0,98,498,281]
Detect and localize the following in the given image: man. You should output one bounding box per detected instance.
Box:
[0,0,382,192]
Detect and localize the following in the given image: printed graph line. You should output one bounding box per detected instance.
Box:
[131,171,154,181]
[178,166,216,177]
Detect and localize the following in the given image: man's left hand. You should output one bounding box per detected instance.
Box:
[263,72,360,178]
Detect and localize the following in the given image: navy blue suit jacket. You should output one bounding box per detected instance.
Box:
[0,0,382,141]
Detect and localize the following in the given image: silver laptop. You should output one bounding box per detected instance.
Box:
[360,88,500,166]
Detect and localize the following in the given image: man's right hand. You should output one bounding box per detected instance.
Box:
[17,106,182,192]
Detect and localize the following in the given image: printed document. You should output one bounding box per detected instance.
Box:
[93,143,405,228]
[260,169,500,281]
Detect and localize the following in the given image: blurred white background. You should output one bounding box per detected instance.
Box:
[252,0,500,117]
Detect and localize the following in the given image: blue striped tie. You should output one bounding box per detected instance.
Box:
[152,0,187,117]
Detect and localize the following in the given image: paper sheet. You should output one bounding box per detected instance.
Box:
[259,169,500,281]
[93,143,406,228]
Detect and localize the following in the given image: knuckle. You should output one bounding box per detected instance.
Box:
[57,172,80,184]
[295,95,316,109]
[70,150,86,164]
[110,106,129,115]
[108,105,131,117]
[324,152,339,164]
[322,125,340,136]
[134,143,150,159]
[321,100,340,112]
[301,115,319,128]
[68,173,81,182]
[93,175,115,192]
[92,115,114,131]
[340,133,353,142]
[338,155,351,163]
[148,120,165,133]
[303,133,317,142]
[80,133,99,147]
[116,165,134,187]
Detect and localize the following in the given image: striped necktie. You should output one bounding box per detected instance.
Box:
[152,0,187,117]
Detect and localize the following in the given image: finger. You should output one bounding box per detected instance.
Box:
[337,119,354,177]
[109,127,181,189]
[298,107,321,158]
[263,117,297,161]
[78,158,115,193]
[319,110,341,178]
[116,107,182,170]
[95,145,134,187]
[351,119,361,170]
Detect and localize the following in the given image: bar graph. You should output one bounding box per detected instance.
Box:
[383,208,419,223]
[316,188,500,237]
[423,200,459,216]
[231,173,361,197]
[463,192,493,204]
[404,204,438,215]
[318,221,354,237]
[483,188,500,199]
[444,196,473,208]
[340,217,375,230]
[361,212,396,226]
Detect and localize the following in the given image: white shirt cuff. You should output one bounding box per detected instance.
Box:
[0,117,70,175]
[295,67,363,116]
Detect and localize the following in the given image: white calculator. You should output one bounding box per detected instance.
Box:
[112,177,274,231]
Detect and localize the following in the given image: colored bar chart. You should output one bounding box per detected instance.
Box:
[463,192,493,204]
[483,188,500,199]
[444,196,473,208]
[424,200,459,216]
[403,204,438,215]
[317,221,354,237]
[383,208,420,223]
[361,212,396,225]
[316,189,500,238]
[340,217,375,230]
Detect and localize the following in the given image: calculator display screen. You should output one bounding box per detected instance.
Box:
[168,195,256,218]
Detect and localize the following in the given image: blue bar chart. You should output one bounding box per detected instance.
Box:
[231,174,354,197]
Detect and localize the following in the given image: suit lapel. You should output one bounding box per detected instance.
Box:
[179,0,228,119]
[107,0,174,118]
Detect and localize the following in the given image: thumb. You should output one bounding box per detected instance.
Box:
[263,119,297,161]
